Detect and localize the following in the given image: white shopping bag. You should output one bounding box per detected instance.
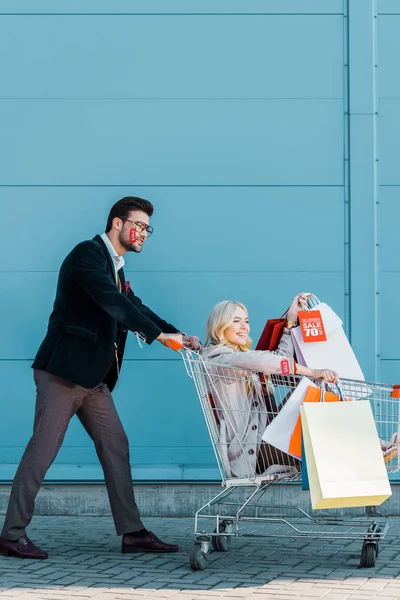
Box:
[301,400,392,509]
[262,377,319,458]
[292,325,365,382]
[306,295,343,336]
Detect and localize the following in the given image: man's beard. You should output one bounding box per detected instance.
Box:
[119,232,142,253]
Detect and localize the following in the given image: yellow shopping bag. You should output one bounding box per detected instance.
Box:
[301,400,392,510]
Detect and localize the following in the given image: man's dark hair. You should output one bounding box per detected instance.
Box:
[106,197,154,232]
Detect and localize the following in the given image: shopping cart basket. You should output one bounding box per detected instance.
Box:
[169,339,400,571]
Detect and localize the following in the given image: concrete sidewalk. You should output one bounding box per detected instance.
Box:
[0,516,400,600]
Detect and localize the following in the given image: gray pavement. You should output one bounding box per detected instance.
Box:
[0,516,400,600]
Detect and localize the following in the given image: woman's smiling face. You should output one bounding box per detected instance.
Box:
[224,305,250,348]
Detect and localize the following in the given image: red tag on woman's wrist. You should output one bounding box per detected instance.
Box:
[281,359,290,375]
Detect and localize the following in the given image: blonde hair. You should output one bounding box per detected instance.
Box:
[205,300,252,352]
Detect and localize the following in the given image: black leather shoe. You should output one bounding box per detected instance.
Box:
[0,535,48,559]
[122,531,179,554]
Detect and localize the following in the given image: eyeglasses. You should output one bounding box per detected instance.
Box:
[123,219,153,237]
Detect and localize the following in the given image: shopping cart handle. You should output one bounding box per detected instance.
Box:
[165,338,185,351]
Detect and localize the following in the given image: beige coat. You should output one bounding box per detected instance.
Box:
[201,330,295,479]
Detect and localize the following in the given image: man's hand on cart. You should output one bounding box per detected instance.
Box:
[157,332,183,348]
[156,333,201,351]
[312,369,339,383]
[182,335,201,350]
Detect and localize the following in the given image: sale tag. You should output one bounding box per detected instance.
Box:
[298,310,327,343]
[280,359,290,375]
[129,228,137,243]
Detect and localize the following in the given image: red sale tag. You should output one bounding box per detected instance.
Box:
[129,228,137,243]
[298,310,327,343]
[280,359,290,375]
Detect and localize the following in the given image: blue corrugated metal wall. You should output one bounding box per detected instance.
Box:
[0,0,398,482]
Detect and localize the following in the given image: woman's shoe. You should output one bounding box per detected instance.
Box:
[263,464,298,475]
[383,445,398,464]
[381,432,398,451]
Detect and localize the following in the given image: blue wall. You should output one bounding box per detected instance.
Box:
[0,0,398,482]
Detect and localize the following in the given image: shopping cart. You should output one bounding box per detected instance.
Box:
[170,340,400,571]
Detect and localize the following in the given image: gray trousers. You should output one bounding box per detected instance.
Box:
[1,370,144,541]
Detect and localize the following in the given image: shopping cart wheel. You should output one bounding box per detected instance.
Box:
[212,522,231,552]
[359,542,377,568]
[189,543,207,570]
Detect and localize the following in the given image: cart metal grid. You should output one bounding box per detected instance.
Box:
[178,349,399,570]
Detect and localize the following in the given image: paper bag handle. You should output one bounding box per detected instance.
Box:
[320,382,344,403]
[282,294,320,317]
[306,294,321,309]
[280,308,289,319]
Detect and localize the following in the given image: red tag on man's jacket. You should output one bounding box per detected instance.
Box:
[125,281,131,293]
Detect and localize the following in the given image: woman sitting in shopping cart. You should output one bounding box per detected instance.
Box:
[201,293,338,480]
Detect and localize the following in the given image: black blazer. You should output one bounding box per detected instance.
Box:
[32,235,179,391]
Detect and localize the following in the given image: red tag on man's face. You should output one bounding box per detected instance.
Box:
[129,228,137,243]
[280,359,290,375]
[298,310,327,343]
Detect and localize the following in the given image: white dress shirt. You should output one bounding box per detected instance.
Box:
[100,232,125,284]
